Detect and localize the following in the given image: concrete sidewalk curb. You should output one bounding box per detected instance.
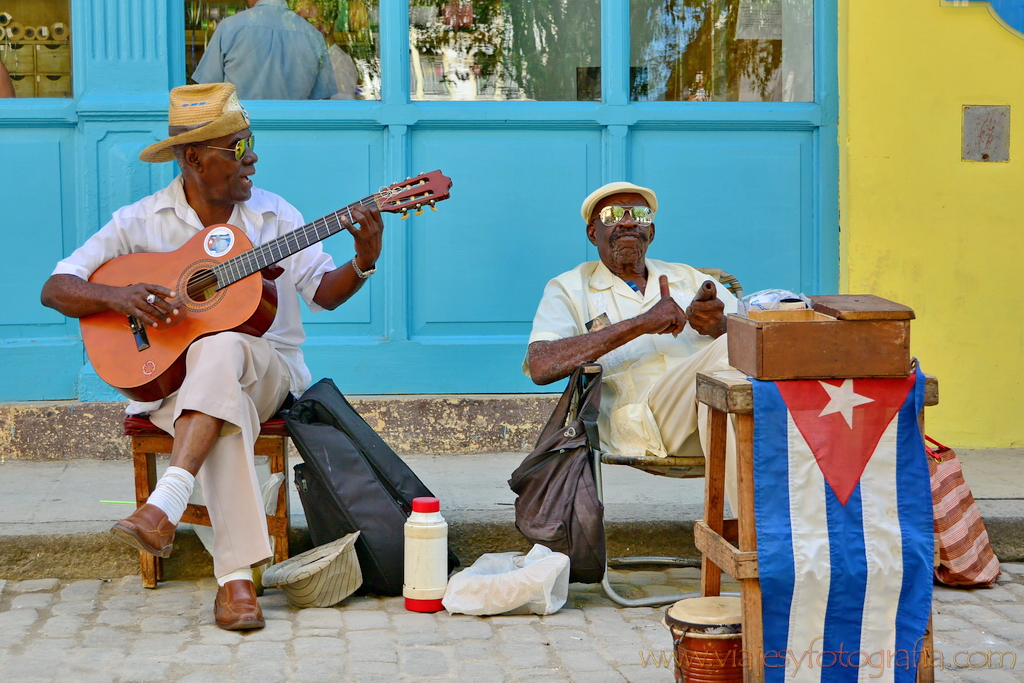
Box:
[1,449,1021,582]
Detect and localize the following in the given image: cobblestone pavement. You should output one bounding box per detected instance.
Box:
[1,564,1023,682]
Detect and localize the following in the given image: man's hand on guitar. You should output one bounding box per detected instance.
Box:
[117,284,178,327]
[342,204,384,273]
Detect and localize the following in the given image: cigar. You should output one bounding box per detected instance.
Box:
[692,279,717,302]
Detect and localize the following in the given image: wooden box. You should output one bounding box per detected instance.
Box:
[727,294,914,380]
[0,43,34,74]
[35,43,71,73]
[9,73,35,98]
[35,73,71,98]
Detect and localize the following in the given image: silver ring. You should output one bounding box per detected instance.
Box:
[146,294,157,304]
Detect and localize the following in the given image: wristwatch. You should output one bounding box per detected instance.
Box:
[351,257,376,279]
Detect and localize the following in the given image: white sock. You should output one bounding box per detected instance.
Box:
[146,466,195,525]
[216,568,254,586]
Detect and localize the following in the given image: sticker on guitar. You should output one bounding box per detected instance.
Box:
[204,227,235,257]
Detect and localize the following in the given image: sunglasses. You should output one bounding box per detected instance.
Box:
[598,205,654,227]
[201,134,255,161]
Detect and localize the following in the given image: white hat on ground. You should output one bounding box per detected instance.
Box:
[261,531,362,608]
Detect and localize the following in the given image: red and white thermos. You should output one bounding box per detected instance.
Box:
[403,496,448,612]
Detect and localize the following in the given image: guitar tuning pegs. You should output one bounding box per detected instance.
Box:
[430,205,438,212]
[415,208,424,216]
[401,211,409,220]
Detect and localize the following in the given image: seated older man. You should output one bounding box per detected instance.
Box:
[523,181,739,507]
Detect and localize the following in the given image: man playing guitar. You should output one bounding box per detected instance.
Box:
[40,82,384,631]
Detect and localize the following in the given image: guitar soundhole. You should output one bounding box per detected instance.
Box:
[178,262,226,312]
[186,269,219,302]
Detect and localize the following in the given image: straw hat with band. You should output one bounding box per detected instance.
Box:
[140,83,251,164]
[580,181,659,223]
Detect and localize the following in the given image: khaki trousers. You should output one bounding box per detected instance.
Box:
[149,332,291,578]
[645,335,739,512]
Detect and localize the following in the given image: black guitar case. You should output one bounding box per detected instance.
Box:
[286,378,458,596]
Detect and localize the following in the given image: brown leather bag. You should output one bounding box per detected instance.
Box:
[508,365,606,584]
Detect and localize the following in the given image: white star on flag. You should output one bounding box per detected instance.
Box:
[818,379,875,428]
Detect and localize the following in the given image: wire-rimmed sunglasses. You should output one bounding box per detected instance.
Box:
[598,205,654,227]
[200,134,255,161]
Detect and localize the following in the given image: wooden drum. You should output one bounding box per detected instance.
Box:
[663,596,743,682]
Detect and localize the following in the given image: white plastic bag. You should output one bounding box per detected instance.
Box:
[442,544,570,616]
[736,288,813,316]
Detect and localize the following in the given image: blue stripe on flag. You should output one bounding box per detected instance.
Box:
[822,482,866,680]
[894,369,935,682]
[751,379,794,681]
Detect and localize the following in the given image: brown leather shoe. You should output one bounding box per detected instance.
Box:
[215,580,265,631]
[110,503,175,558]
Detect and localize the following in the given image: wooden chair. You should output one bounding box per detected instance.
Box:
[123,415,292,589]
[595,268,743,607]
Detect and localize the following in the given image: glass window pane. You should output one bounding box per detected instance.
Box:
[185,0,380,100]
[630,0,812,102]
[0,0,72,99]
[410,0,600,102]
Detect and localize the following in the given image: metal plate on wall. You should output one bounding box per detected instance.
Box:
[963,105,1010,162]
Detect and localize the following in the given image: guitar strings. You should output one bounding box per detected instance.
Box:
[191,196,381,297]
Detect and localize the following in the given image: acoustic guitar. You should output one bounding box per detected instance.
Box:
[81,170,452,402]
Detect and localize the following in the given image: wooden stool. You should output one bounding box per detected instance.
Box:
[694,370,939,683]
[124,416,291,589]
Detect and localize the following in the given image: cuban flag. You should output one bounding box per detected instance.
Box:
[752,369,933,682]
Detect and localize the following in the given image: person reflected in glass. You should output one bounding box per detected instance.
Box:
[192,0,338,100]
[0,61,15,98]
[294,0,360,100]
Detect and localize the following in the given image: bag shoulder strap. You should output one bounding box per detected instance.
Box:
[533,364,603,447]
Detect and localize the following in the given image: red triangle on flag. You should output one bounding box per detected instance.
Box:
[775,375,915,505]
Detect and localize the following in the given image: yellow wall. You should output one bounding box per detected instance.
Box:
[840,1,1024,447]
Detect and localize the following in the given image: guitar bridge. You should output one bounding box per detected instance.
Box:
[128,315,151,351]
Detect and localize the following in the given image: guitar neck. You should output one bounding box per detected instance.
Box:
[213,196,378,288]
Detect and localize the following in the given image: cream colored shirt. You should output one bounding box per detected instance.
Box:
[53,175,337,414]
[523,259,738,457]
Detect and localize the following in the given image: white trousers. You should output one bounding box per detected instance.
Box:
[644,335,739,512]
[149,332,291,577]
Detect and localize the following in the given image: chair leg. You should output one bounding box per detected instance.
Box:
[134,446,162,589]
[601,557,703,608]
[272,435,290,564]
[140,552,158,589]
[594,453,706,607]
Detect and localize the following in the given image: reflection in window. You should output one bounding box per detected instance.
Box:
[292,0,380,99]
[630,0,812,102]
[186,2,249,86]
[0,0,72,98]
[409,0,600,101]
[185,0,380,100]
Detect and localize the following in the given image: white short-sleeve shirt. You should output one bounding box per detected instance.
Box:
[523,258,738,457]
[53,175,337,413]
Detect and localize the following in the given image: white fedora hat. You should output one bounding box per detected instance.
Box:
[580,181,658,222]
[261,531,362,608]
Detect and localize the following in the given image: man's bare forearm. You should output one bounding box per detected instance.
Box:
[527,316,655,385]
[41,274,120,318]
